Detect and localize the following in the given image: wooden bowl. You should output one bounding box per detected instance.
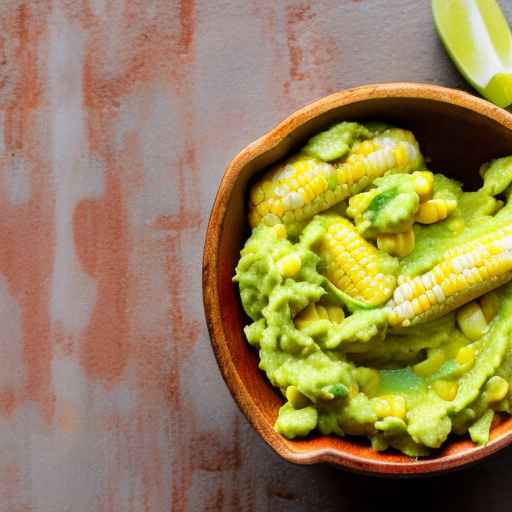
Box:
[203,83,512,475]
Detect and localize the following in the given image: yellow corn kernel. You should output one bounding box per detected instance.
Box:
[354,368,380,398]
[286,386,310,409]
[456,345,476,372]
[294,303,319,329]
[277,253,302,278]
[373,395,406,419]
[346,190,378,219]
[412,170,434,202]
[415,198,457,224]
[456,301,489,341]
[326,305,345,324]
[433,380,459,401]
[352,139,380,156]
[480,292,500,323]
[377,229,415,257]
[413,348,445,377]
[484,376,509,402]
[272,223,287,240]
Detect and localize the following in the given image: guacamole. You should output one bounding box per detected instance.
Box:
[235,122,512,456]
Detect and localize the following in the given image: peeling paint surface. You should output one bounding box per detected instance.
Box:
[1,1,512,511]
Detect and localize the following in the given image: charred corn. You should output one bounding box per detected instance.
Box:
[387,226,512,326]
[249,129,422,235]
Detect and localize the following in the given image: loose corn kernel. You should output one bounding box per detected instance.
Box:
[415,198,457,224]
[413,348,445,377]
[456,301,489,341]
[286,386,310,409]
[277,253,302,278]
[433,380,459,401]
[377,229,415,257]
[484,376,509,402]
[456,345,476,372]
[480,292,500,323]
[373,395,406,419]
[346,190,379,219]
[412,170,434,202]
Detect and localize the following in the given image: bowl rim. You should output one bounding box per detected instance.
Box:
[202,82,512,475]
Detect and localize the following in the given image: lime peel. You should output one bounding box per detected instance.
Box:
[433,0,512,108]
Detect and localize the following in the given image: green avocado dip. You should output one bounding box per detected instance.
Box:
[234,121,512,456]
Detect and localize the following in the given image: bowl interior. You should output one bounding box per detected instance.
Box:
[207,86,512,474]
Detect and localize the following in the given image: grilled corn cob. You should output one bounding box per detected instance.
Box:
[317,216,397,305]
[248,129,422,235]
[387,225,512,327]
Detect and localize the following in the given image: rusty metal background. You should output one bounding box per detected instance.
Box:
[1,0,512,510]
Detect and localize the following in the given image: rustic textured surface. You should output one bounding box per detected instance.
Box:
[2,0,512,511]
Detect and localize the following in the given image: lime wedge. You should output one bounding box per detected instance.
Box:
[432,0,512,108]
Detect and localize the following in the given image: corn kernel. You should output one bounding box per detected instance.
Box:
[433,380,459,401]
[294,303,319,329]
[415,199,457,224]
[377,229,415,257]
[277,253,302,278]
[286,386,310,409]
[326,305,345,324]
[413,348,445,377]
[412,171,434,202]
[346,190,378,219]
[373,395,406,419]
[456,301,489,341]
[456,345,476,371]
[485,376,509,402]
[480,292,500,323]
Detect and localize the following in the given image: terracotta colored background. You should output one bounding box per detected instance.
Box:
[2,0,512,510]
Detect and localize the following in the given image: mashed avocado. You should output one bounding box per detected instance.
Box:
[234,122,512,456]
